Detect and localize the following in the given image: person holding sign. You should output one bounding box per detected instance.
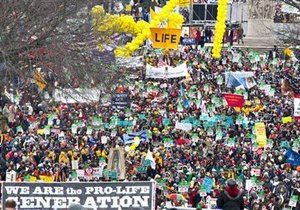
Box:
[217,179,244,210]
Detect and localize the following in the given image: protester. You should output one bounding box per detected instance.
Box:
[237,25,244,45]
[204,27,213,43]
[217,179,244,210]
[228,27,234,46]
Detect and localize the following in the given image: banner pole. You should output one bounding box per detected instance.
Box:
[189,0,193,24]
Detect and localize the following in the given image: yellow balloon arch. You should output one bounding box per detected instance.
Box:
[212,0,229,59]
[91,0,184,57]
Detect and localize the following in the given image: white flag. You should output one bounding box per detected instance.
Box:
[145,150,156,170]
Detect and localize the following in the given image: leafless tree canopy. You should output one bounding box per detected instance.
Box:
[281,0,300,11]
[274,0,300,45]
[0,0,130,96]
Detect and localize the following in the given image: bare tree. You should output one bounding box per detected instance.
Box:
[274,0,300,45]
[281,0,300,11]
[0,0,136,106]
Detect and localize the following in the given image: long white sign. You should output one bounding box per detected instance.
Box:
[146,62,188,79]
[53,88,101,104]
[175,121,192,132]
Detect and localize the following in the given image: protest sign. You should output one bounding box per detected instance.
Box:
[251,168,261,177]
[107,148,126,180]
[199,186,207,197]
[146,62,188,79]
[225,71,256,90]
[116,56,144,68]
[164,138,174,148]
[53,88,100,104]
[2,181,155,210]
[223,93,244,108]
[286,149,300,166]
[245,179,254,191]
[150,28,182,49]
[288,195,298,207]
[282,116,293,124]
[39,175,54,183]
[76,167,103,180]
[201,176,214,193]
[175,121,192,132]
[254,122,267,147]
[178,182,190,193]
[111,92,130,109]
[181,38,196,45]
[6,170,16,182]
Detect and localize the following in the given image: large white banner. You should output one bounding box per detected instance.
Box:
[53,88,101,104]
[146,62,188,79]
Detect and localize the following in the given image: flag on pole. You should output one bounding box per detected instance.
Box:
[145,150,156,170]
[33,71,47,89]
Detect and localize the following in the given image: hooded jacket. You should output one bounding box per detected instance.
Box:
[217,186,244,210]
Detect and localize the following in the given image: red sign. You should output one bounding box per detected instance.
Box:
[223,93,244,108]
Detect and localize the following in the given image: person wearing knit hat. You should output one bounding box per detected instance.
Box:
[217,178,244,210]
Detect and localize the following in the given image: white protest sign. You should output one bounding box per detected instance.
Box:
[251,168,261,177]
[289,195,298,207]
[53,88,101,104]
[71,160,79,170]
[245,179,254,190]
[146,62,188,79]
[6,170,16,182]
[175,121,192,132]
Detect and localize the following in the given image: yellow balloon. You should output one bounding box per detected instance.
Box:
[129,145,136,151]
[92,0,185,57]
[134,136,140,145]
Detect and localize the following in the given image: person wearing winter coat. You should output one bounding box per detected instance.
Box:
[217,179,244,210]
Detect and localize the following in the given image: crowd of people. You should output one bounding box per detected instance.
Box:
[0,44,299,210]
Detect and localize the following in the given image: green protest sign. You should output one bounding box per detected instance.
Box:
[178,181,190,193]
[137,167,147,173]
[289,195,298,207]
[143,160,152,167]
[163,138,174,148]
[108,171,117,179]
[139,114,146,120]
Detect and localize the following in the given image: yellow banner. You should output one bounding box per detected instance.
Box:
[255,122,267,147]
[150,28,182,49]
[40,175,54,182]
[30,176,37,182]
[179,0,190,7]
[282,116,292,124]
